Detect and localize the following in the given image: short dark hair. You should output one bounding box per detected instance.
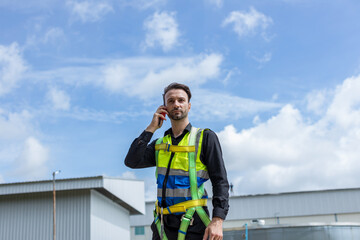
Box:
[163,82,192,104]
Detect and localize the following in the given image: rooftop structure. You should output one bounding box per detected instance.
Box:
[0,176,145,240]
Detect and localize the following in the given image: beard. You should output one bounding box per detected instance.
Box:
[168,109,188,120]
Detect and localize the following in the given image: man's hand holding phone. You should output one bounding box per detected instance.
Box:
[145,106,168,133]
[159,112,167,127]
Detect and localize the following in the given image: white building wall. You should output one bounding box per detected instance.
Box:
[103,178,145,215]
[130,226,152,240]
[130,225,153,240]
[337,213,360,222]
[90,190,131,240]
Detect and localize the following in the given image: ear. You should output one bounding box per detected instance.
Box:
[188,102,191,111]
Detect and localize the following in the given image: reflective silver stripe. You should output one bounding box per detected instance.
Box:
[157,167,209,179]
[157,188,192,198]
[198,170,209,179]
[195,128,202,161]
[157,167,172,176]
[158,167,188,176]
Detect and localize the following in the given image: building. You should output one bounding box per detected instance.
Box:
[0,176,145,240]
[2,176,359,240]
[130,187,360,240]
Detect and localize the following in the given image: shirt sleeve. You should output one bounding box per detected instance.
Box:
[201,129,230,220]
[124,130,157,168]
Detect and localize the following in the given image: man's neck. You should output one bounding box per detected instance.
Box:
[170,118,189,138]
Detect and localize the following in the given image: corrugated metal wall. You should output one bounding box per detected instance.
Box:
[0,190,90,240]
[57,190,91,240]
[0,192,52,240]
[226,188,360,221]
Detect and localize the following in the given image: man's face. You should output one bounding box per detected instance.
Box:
[164,89,191,121]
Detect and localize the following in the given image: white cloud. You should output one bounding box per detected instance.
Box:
[101,63,130,93]
[0,43,27,96]
[28,54,222,100]
[222,7,273,39]
[14,137,49,180]
[24,16,66,49]
[58,107,140,123]
[0,108,32,141]
[66,0,113,23]
[0,107,50,182]
[43,28,65,44]
[133,53,222,98]
[206,0,223,8]
[0,108,32,165]
[222,67,241,86]
[252,52,272,64]
[26,27,64,47]
[27,54,281,122]
[27,54,280,122]
[120,0,167,10]
[272,94,279,101]
[27,65,102,87]
[306,89,332,115]
[217,75,360,195]
[100,53,223,99]
[46,87,71,110]
[120,171,137,179]
[325,75,360,129]
[191,89,281,121]
[143,11,180,51]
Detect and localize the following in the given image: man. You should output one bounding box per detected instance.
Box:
[125,83,229,240]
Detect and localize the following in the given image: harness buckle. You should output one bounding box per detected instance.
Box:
[181,214,194,226]
[165,143,171,152]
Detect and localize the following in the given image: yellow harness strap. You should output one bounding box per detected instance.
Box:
[155,143,195,153]
[156,199,207,215]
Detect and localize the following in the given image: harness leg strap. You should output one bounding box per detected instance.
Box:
[177,208,196,240]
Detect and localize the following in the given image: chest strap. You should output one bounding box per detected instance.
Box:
[155,143,195,152]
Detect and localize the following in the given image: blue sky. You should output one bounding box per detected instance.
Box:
[1,0,360,199]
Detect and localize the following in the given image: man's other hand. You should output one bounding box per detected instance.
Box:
[203,217,223,240]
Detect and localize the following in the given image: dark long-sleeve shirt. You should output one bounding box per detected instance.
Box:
[125,123,229,220]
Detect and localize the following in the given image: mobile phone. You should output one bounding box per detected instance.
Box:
[158,112,166,127]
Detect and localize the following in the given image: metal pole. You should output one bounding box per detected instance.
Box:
[53,170,60,240]
[53,172,56,240]
[245,223,248,240]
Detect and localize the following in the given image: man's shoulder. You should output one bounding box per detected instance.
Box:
[191,126,218,139]
[201,128,218,139]
[201,128,214,133]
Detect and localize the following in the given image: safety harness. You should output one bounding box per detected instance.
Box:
[154,127,211,240]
